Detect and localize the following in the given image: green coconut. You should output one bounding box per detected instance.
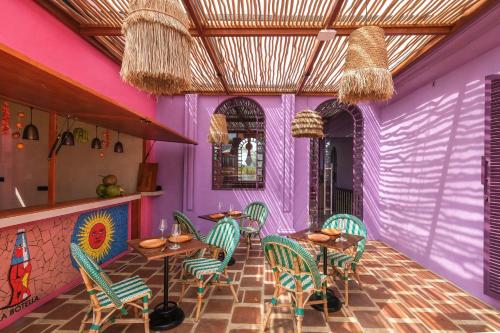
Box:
[96,184,108,198]
[102,175,117,186]
[106,184,122,198]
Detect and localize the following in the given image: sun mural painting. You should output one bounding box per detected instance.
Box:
[77,211,115,262]
[71,204,128,268]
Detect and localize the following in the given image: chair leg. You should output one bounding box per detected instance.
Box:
[344,275,349,306]
[229,283,239,303]
[295,292,304,333]
[322,285,329,320]
[143,296,150,333]
[78,308,91,333]
[353,268,363,289]
[262,286,280,331]
[195,279,204,322]
[246,234,251,258]
[89,310,101,333]
[179,268,186,302]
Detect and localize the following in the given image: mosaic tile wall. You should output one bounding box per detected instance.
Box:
[0,204,129,327]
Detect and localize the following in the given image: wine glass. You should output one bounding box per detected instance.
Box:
[338,219,347,242]
[218,201,223,213]
[159,218,167,240]
[229,203,233,214]
[169,222,181,250]
[306,215,313,235]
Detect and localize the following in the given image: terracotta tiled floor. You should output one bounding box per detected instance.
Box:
[9,240,500,333]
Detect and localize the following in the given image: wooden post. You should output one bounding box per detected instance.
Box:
[48,112,57,205]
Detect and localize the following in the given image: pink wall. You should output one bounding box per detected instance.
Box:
[379,43,500,308]
[0,1,157,230]
[0,1,155,118]
[152,95,382,239]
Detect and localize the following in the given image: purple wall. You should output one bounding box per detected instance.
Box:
[152,95,382,240]
[152,96,187,234]
[379,42,500,307]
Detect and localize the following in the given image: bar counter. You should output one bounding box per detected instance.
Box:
[0,193,151,328]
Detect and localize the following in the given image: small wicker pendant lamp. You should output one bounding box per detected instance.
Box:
[208,114,229,144]
[338,26,394,104]
[121,0,192,95]
[291,109,324,138]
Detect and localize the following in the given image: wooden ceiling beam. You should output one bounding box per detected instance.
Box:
[79,24,452,37]
[181,0,230,95]
[392,0,498,78]
[296,0,345,95]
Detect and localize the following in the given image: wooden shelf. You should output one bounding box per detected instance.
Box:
[140,191,164,197]
[0,43,197,145]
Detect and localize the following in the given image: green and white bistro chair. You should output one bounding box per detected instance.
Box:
[173,210,207,259]
[241,201,269,257]
[179,217,241,321]
[321,214,367,305]
[262,235,329,333]
[70,243,152,333]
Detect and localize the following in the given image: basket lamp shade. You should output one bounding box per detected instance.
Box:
[121,0,192,95]
[208,114,229,144]
[91,126,102,149]
[291,109,324,138]
[114,132,124,153]
[22,107,39,141]
[338,26,394,105]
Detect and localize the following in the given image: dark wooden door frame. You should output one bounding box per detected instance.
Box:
[309,99,364,224]
[484,75,500,299]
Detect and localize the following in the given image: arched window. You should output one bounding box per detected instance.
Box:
[212,97,265,189]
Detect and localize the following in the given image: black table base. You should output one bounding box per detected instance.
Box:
[310,247,342,313]
[150,256,185,330]
[150,302,184,330]
[309,288,342,312]
[218,252,235,266]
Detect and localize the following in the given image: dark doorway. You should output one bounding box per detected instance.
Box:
[319,112,354,217]
[309,99,363,225]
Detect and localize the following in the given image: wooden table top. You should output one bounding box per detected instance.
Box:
[287,229,364,251]
[198,212,249,222]
[128,237,209,261]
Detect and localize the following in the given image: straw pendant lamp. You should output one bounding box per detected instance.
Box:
[338,25,394,104]
[291,109,324,139]
[208,114,229,144]
[121,0,192,95]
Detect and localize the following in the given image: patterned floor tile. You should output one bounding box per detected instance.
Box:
[8,241,500,333]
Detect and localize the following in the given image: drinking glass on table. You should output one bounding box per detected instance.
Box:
[169,222,181,250]
[338,219,347,242]
[229,203,233,214]
[159,218,167,240]
[306,215,313,235]
[218,201,223,213]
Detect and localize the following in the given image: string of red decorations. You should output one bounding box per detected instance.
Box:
[1,101,10,135]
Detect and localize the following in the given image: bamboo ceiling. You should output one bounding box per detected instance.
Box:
[37,0,493,95]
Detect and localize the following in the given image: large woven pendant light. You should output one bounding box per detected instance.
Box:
[208,114,229,144]
[121,0,192,95]
[338,26,394,105]
[291,109,324,138]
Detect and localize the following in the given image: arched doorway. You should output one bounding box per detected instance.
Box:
[309,99,363,224]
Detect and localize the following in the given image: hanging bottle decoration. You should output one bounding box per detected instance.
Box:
[2,102,10,135]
